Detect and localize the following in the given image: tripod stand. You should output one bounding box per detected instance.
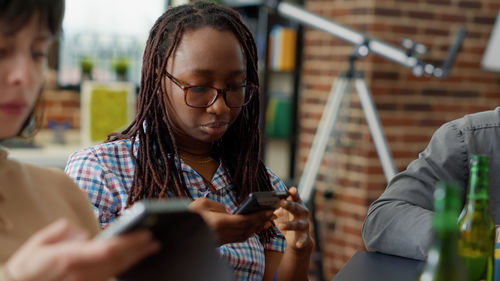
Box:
[302,48,396,281]
[298,47,396,203]
[262,0,466,204]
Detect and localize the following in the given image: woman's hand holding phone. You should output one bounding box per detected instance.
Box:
[273,187,314,252]
[189,197,276,245]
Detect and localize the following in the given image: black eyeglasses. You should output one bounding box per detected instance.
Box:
[165,72,255,108]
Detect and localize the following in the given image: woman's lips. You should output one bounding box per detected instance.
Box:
[0,103,28,116]
[201,122,229,136]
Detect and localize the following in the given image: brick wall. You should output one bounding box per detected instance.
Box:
[41,69,80,129]
[42,89,80,129]
[299,0,500,279]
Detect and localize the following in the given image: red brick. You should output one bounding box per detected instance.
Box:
[467,76,497,84]
[392,25,418,35]
[474,16,497,25]
[403,103,432,111]
[392,150,419,158]
[330,9,351,17]
[408,11,435,19]
[375,102,398,111]
[465,31,483,39]
[458,1,482,8]
[367,23,389,32]
[424,28,450,36]
[371,71,400,80]
[440,14,466,23]
[352,8,370,15]
[488,3,500,10]
[426,0,452,5]
[380,118,417,126]
[363,165,384,175]
[456,61,481,68]
[343,225,362,236]
[374,8,402,17]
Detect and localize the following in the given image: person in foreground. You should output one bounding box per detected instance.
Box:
[65,2,313,280]
[362,107,500,260]
[0,0,160,280]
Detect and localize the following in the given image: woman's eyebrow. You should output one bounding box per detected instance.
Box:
[189,69,245,75]
[34,33,57,42]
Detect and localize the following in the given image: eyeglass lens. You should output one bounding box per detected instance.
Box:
[185,86,248,107]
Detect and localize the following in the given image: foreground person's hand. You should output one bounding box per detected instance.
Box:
[5,219,160,281]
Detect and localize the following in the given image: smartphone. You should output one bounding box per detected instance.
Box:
[235,190,289,215]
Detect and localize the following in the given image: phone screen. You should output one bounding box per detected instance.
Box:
[235,190,289,215]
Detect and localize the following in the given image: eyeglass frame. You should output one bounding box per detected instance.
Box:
[164,71,256,108]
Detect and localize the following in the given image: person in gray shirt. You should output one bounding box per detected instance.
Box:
[362,107,500,260]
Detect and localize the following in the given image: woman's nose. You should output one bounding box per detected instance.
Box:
[6,53,33,87]
[206,92,230,115]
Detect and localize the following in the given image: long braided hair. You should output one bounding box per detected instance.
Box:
[110,2,275,221]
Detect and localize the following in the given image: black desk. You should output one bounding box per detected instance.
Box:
[332,251,424,281]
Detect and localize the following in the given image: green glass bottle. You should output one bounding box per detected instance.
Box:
[458,155,495,281]
[415,182,467,281]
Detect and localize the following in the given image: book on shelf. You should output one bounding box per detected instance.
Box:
[269,25,297,71]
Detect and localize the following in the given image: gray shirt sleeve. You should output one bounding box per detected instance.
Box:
[362,121,469,260]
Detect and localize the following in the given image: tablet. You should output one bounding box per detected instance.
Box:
[97,199,234,281]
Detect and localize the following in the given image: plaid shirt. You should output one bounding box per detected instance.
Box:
[65,139,287,281]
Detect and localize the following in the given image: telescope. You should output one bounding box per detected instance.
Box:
[254,2,466,281]
[261,0,467,204]
[264,0,466,79]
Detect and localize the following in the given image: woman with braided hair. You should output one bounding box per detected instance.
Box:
[66,1,313,280]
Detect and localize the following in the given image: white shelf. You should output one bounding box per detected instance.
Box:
[264,138,290,180]
[6,130,84,169]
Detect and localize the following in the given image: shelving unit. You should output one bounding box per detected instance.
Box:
[223,0,303,183]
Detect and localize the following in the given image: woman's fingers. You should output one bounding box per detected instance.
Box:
[6,224,160,281]
[276,219,309,231]
[244,210,276,223]
[72,230,161,275]
[229,210,275,238]
[194,202,275,245]
[271,188,315,251]
[278,200,309,218]
[28,219,88,246]
[295,232,314,249]
[287,187,302,202]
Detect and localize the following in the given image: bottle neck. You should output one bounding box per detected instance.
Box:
[464,197,489,211]
[464,166,490,212]
[467,165,489,200]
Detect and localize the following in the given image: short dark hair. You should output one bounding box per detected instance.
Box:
[0,0,65,36]
[0,0,65,137]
